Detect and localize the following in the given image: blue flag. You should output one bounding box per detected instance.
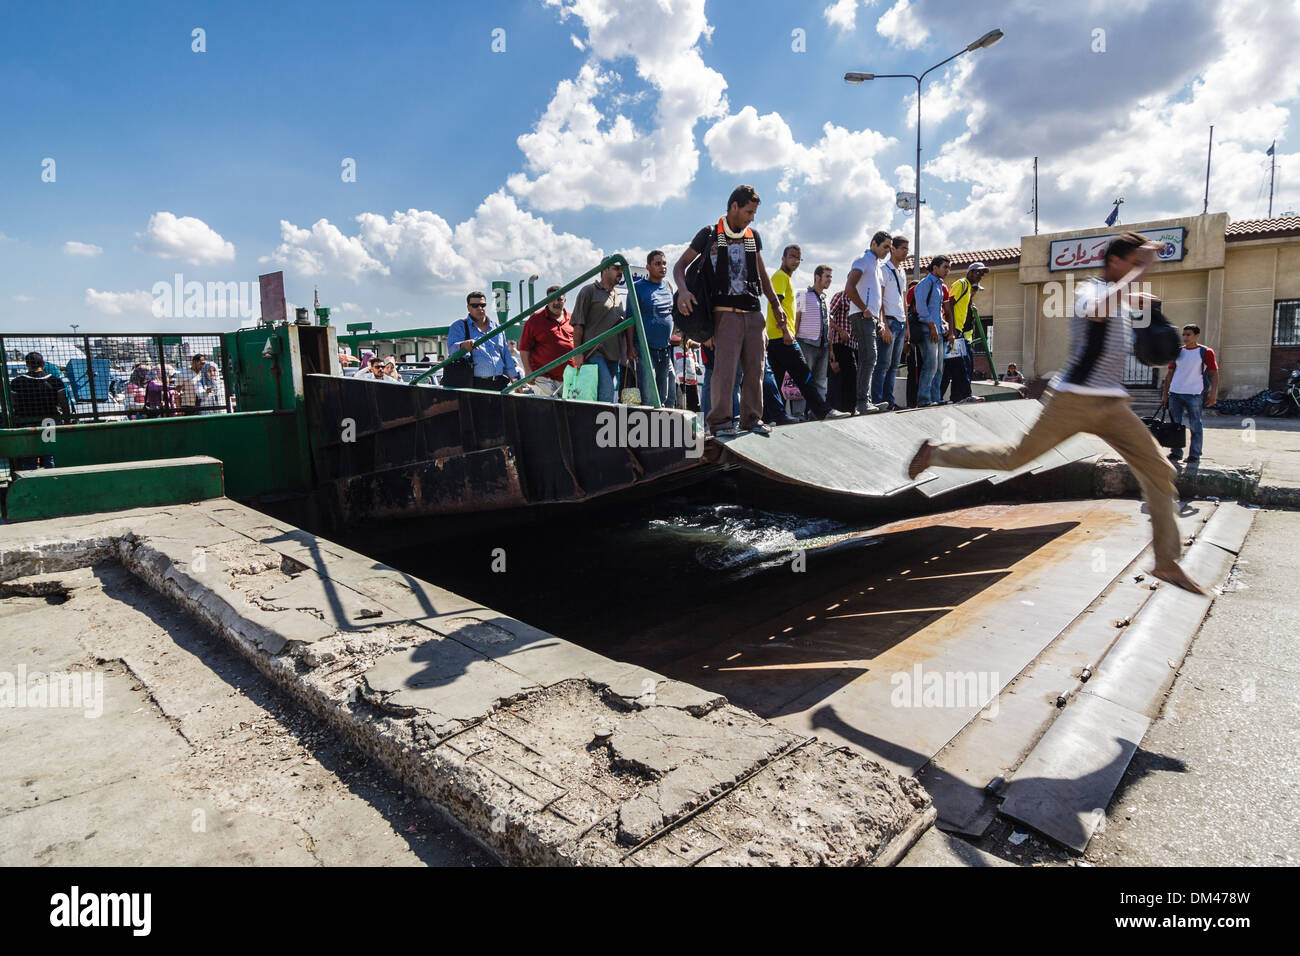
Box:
[1267,140,1275,156]
[1105,204,1119,226]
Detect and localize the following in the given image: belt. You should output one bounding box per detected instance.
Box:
[714,306,746,313]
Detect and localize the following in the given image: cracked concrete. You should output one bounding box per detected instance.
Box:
[0,500,934,866]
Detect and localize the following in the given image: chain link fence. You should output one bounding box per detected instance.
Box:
[1,333,236,429]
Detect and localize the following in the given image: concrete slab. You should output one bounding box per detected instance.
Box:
[1000,692,1150,852]
[0,499,933,866]
[898,826,1015,867]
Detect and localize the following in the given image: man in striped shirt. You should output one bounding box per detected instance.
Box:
[907,232,1202,593]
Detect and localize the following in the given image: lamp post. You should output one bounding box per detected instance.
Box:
[846,28,1003,281]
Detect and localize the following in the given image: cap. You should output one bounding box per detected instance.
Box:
[968,262,988,273]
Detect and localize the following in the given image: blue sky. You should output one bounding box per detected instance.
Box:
[2,0,1296,333]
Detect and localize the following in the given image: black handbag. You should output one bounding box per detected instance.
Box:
[1143,403,1186,450]
[671,234,715,343]
[440,319,474,388]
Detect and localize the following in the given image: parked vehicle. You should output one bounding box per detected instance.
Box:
[1264,367,1300,417]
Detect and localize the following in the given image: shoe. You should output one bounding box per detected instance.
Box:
[713,425,739,438]
[821,409,851,420]
[855,402,881,414]
[749,422,772,435]
[1186,456,1200,464]
[1168,454,1182,463]
[771,415,798,426]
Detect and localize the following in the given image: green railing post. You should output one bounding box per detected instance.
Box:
[616,254,661,409]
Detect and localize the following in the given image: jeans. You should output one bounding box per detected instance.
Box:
[916,332,943,406]
[640,346,675,407]
[1168,392,1205,459]
[849,313,878,409]
[871,318,905,405]
[585,355,619,404]
[799,341,830,401]
[829,343,857,412]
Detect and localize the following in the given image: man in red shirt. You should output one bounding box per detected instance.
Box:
[519,285,575,396]
[1161,322,1219,464]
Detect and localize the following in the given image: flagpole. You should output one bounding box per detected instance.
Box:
[1268,140,1277,217]
[1033,156,1039,234]
[1203,126,1213,215]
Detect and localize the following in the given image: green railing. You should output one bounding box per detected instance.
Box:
[409,254,661,408]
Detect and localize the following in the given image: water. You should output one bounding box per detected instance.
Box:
[383,496,880,644]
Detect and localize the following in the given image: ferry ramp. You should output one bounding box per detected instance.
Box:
[715,400,1103,501]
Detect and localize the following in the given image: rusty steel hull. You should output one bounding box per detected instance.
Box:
[304,374,717,529]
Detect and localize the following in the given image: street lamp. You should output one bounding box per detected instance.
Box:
[70,324,79,335]
[846,28,1003,281]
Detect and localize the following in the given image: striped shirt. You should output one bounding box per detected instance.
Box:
[1052,278,1131,397]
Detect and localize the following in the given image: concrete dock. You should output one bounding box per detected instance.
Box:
[0,500,933,866]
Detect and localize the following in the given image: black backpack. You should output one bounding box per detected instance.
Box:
[1133,299,1180,367]
[672,248,714,343]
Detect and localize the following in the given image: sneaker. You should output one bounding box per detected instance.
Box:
[749,422,772,435]
[855,402,881,415]
[821,409,851,420]
[713,425,739,438]
[771,415,799,426]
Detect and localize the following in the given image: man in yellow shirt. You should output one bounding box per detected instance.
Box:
[942,262,987,402]
[765,244,845,422]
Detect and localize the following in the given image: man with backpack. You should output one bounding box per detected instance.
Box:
[1161,322,1219,464]
[673,184,788,437]
[908,233,1203,594]
[8,351,71,469]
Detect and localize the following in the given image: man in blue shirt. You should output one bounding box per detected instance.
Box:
[452,290,519,391]
[633,250,676,407]
[912,256,950,406]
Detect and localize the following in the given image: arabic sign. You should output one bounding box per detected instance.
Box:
[1048,227,1186,271]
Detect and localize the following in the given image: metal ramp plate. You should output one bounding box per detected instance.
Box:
[719,401,1102,500]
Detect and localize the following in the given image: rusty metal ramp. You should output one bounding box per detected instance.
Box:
[716,401,1101,499]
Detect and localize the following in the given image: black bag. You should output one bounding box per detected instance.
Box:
[1143,403,1186,450]
[440,319,474,388]
[672,240,715,343]
[1133,299,1180,367]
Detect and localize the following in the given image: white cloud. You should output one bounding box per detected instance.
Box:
[703,106,801,174]
[85,288,154,315]
[823,0,867,32]
[262,219,388,282]
[137,212,235,265]
[63,240,103,257]
[570,33,585,51]
[507,0,727,211]
[920,0,1300,252]
[262,191,603,295]
[12,294,34,303]
[876,0,928,50]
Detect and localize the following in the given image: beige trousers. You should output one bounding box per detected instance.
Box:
[929,390,1181,566]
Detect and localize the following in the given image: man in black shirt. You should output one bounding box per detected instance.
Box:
[8,351,70,470]
[674,184,788,437]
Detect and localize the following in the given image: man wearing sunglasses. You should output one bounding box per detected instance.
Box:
[1161,323,1218,464]
[454,291,520,391]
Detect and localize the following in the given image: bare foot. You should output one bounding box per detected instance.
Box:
[907,441,933,480]
[1151,563,1206,595]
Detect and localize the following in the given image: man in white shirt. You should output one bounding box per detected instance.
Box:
[872,236,910,409]
[1161,322,1218,464]
[844,230,891,414]
[796,264,834,409]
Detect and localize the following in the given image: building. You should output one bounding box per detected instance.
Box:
[905,213,1300,397]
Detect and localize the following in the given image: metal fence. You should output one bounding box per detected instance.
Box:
[0,333,236,428]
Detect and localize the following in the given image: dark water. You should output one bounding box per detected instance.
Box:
[381,494,880,643]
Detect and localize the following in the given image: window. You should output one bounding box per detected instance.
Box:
[1275,299,1300,346]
